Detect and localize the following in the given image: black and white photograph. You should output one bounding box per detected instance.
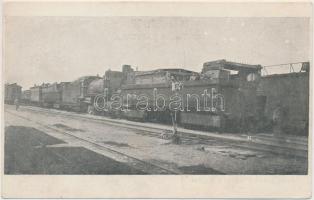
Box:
[1,1,312,198]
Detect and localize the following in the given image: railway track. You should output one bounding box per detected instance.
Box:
[12,106,309,158]
[5,109,180,174]
[179,132,308,158]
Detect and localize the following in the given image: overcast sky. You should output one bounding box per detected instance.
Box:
[5,17,310,89]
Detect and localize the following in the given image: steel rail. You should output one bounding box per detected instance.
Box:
[12,106,308,158]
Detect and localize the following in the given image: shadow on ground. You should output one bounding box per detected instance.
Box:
[5,126,145,174]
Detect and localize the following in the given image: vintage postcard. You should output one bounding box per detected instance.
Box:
[1,1,312,198]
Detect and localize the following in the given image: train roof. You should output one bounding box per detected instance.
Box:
[74,75,101,82]
[105,70,123,74]
[104,70,123,77]
[5,83,22,88]
[30,83,50,89]
[135,68,196,76]
[203,59,262,71]
[30,85,42,89]
[261,71,308,79]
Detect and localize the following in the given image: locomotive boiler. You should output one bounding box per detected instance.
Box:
[61,76,100,112]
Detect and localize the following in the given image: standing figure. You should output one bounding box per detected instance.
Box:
[14,98,19,111]
[170,76,182,144]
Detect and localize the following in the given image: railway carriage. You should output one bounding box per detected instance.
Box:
[5,83,22,104]
[42,82,67,108]
[29,85,43,106]
[21,90,31,104]
[257,63,309,135]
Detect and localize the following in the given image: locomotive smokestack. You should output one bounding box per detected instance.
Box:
[122,64,134,73]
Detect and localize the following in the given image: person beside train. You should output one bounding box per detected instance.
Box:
[14,98,19,111]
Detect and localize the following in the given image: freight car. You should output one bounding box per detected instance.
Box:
[5,83,22,104]
[42,82,68,108]
[29,85,45,106]
[21,90,31,104]
[257,62,309,135]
